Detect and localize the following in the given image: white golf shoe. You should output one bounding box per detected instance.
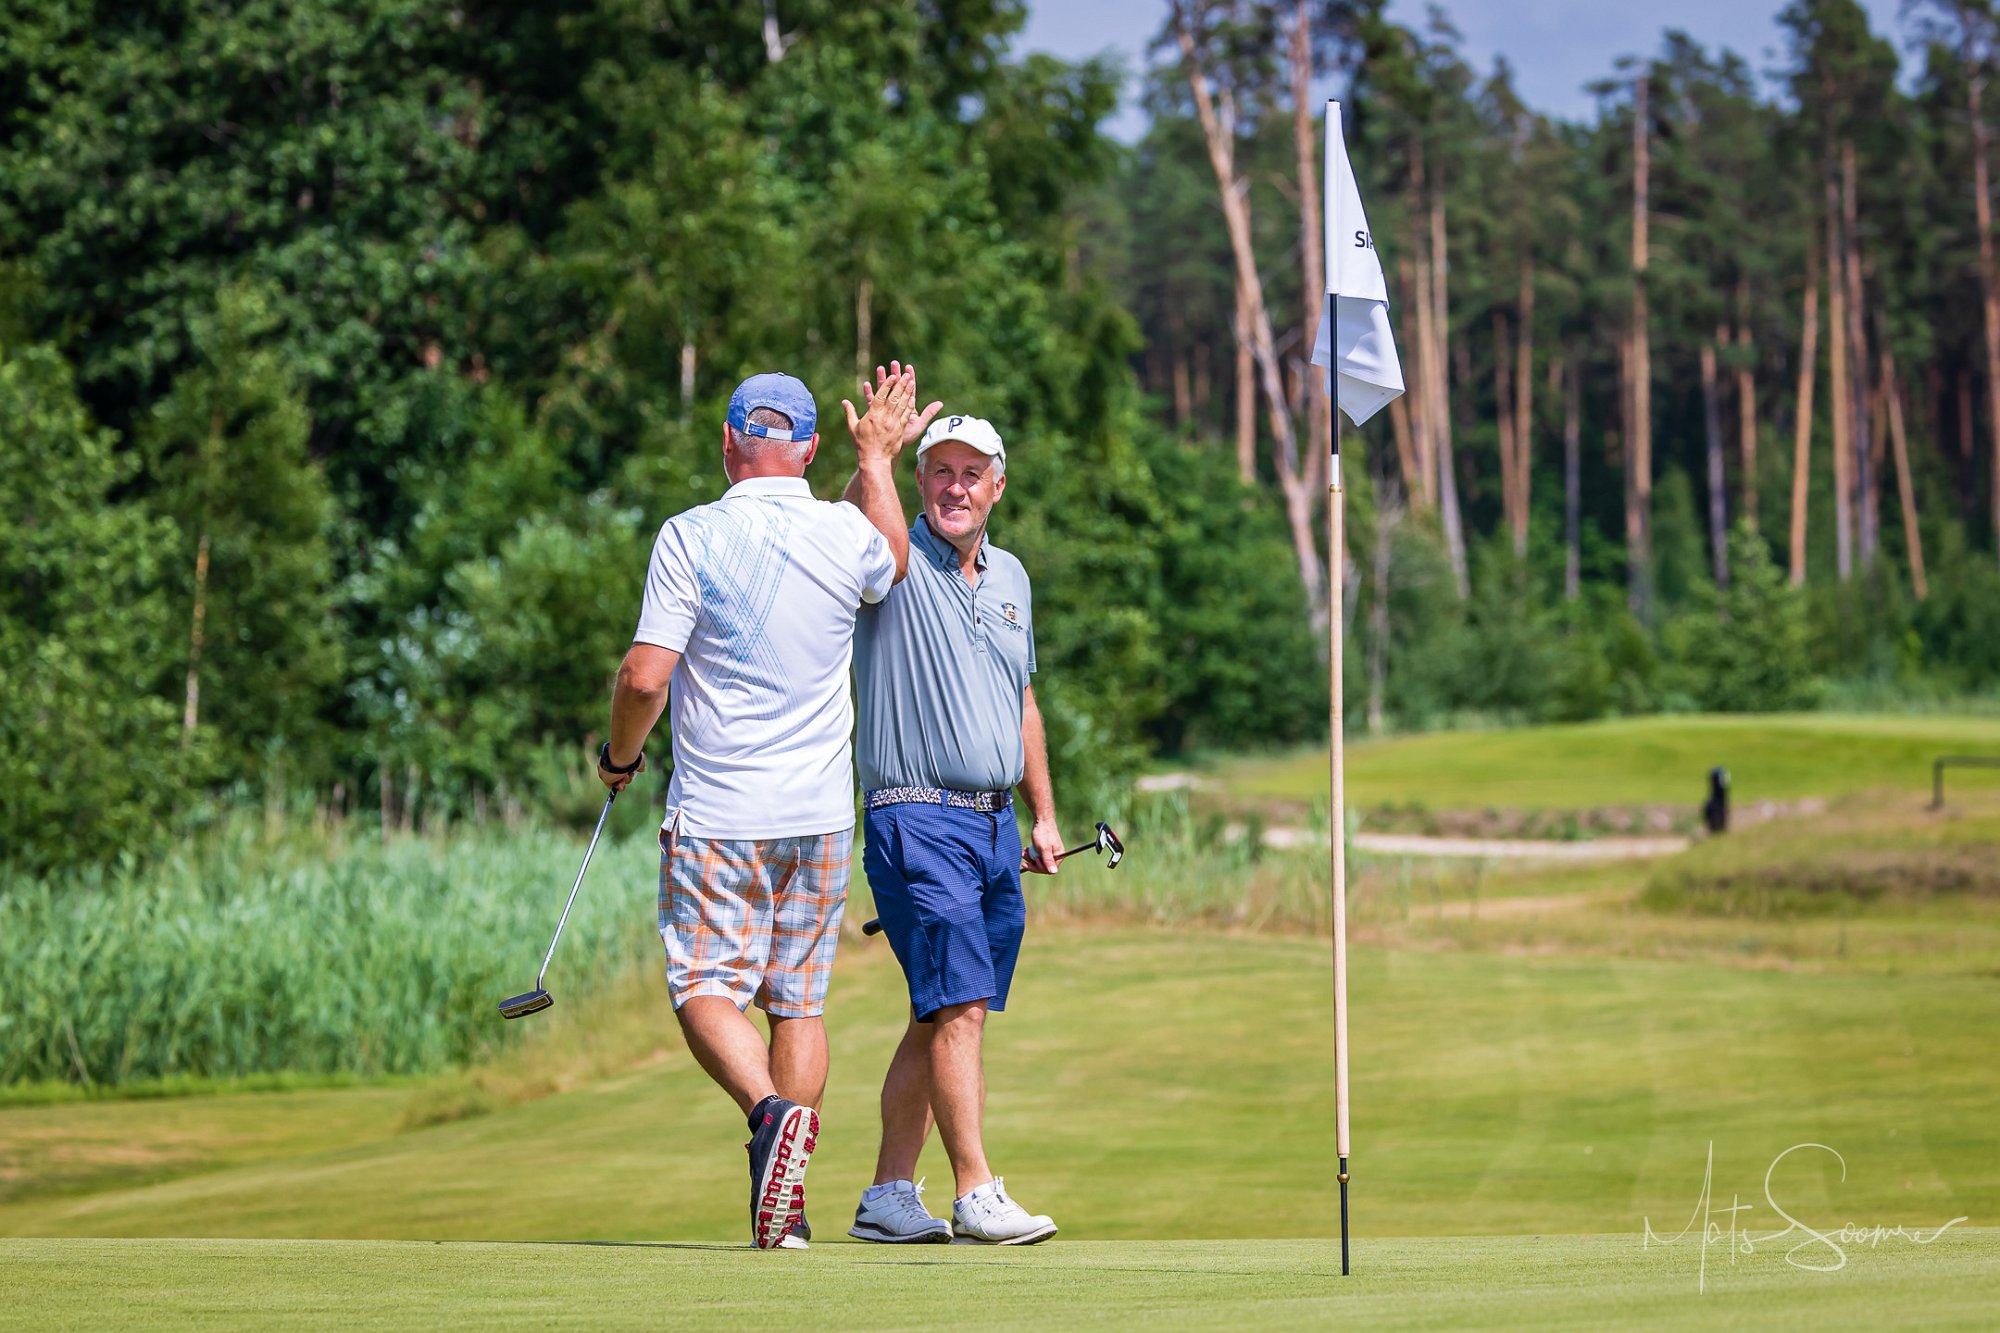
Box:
[951,1177,1058,1245]
[849,1177,953,1244]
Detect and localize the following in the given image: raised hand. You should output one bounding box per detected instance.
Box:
[842,362,915,465]
[871,359,944,451]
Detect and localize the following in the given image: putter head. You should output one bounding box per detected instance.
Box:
[1097,821,1124,869]
[498,988,553,1020]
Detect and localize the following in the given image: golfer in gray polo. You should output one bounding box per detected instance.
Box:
[845,411,1066,1247]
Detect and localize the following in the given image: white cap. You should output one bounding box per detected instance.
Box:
[917,414,1005,467]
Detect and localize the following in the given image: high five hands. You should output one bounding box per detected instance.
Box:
[842,360,943,465]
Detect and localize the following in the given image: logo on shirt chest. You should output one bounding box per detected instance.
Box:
[998,602,1025,631]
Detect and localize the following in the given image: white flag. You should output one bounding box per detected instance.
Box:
[1310,100,1404,428]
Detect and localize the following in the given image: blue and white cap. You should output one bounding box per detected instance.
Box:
[726,372,817,442]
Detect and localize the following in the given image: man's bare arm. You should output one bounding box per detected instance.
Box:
[1018,684,1064,874]
[841,361,941,583]
[599,642,680,792]
[843,456,909,581]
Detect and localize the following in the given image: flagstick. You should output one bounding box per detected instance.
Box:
[1329,293,1352,1279]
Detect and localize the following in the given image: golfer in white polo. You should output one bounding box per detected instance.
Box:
[596,365,937,1249]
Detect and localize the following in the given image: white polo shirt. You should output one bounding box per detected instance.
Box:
[634,476,896,839]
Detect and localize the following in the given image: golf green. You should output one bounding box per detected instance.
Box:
[4,1232,1996,1329]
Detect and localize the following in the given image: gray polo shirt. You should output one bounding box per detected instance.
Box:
[855,516,1036,793]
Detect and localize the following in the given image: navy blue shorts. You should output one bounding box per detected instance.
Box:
[863,801,1026,1022]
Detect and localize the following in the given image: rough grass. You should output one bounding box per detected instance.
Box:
[5,1232,1998,1330]
[1640,793,2000,917]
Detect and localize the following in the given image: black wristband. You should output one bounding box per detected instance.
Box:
[598,741,643,775]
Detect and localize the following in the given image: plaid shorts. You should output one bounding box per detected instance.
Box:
[657,820,852,1018]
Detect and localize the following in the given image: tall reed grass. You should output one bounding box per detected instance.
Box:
[0,817,662,1087]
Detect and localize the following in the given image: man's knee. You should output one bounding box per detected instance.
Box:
[768,1013,824,1042]
[930,999,987,1040]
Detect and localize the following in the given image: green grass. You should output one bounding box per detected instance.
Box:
[1213,713,2000,811]
[6,1232,1998,1329]
[0,819,663,1086]
[1641,794,2000,915]
[4,929,1992,1243]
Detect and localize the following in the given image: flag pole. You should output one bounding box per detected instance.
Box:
[1326,98,1353,1279]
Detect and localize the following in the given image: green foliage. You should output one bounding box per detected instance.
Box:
[139,285,340,778]
[348,390,641,792]
[7,0,2000,866]
[1143,439,1324,753]
[0,344,186,869]
[1665,524,1821,712]
[0,819,653,1085]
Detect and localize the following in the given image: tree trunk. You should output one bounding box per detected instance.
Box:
[1826,193,1853,579]
[181,530,210,746]
[1194,348,1213,429]
[1173,351,1193,427]
[1431,188,1468,596]
[1493,311,1518,555]
[1881,346,1928,600]
[679,341,696,420]
[1404,247,1437,507]
[1841,140,1876,570]
[1628,75,1653,619]
[1513,255,1535,558]
[1960,370,1976,465]
[1969,31,2000,563]
[1291,1,1329,496]
[1562,350,1581,600]
[1735,311,1757,531]
[1790,266,1820,585]
[1367,501,1396,735]
[1176,15,1326,622]
[1870,370,1888,486]
[1620,320,1634,561]
[1235,279,1256,483]
[1388,393,1420,502]
[855,275,873,380]
[1702,337,1729,586]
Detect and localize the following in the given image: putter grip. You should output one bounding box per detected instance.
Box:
[861,917,883,936]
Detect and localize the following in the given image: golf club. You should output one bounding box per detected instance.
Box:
[861,820,1124,936]
[498,789,619,1019]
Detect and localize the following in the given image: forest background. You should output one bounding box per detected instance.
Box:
[7,0,2000,871]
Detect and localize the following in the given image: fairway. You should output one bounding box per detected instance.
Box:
[5,930,1993,1243]
[5,1232,1997,1330]
[1212,714,2000,811]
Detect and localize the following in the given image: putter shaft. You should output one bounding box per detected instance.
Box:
[535,790,618,991]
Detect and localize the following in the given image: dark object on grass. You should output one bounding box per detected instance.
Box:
[499,790,618,1020]
[1931,754,2000,810]
[861,821,1124,936]
[1703,767,1729,835]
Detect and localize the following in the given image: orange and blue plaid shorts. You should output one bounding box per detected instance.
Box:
[657,820,852,1018]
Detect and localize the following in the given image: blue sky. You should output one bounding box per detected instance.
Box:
[1019,0,1911,140]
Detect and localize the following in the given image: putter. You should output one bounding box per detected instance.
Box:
[861,820,1124,936]
[498,789,619,1020]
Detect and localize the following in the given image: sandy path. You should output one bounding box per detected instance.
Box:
[1350,831,1689,860]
